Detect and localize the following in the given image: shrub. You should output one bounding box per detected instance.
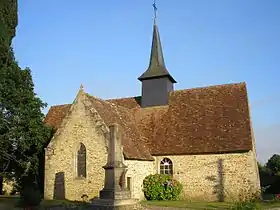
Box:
[143,174,183,201]
[19,186,42,208]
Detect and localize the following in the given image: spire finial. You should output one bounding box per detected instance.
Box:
[138,0,176,83]
[152,0,157,20]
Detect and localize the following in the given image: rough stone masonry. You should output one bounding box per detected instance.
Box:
[91,123,140,210]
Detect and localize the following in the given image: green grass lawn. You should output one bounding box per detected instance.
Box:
[0,196,91,209]
[2,196,280,209]
[142,200,280,209]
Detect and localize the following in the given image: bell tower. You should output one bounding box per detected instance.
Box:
[138,1,176,108]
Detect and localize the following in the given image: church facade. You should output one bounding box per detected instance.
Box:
[44,13,260,202]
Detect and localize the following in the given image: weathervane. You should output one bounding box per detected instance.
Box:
[153,0,157,19]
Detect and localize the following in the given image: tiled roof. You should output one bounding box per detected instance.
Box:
[44,104,71,129]
[106,96,141,109]
[86,95,153,161]
[151,83,252,155]
[44,82,253,160]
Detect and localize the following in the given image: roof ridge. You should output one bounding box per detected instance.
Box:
[171,82,246,94]
[86,93,133,111]
[45,80,252,159]
[106,96,141,101]
[48,82,246,109]
[86,93,114,104]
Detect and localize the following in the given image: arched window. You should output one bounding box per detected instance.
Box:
[160,158,173,175]
[77,143,86,178]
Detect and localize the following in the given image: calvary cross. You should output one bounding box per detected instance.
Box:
[153,0,157,17]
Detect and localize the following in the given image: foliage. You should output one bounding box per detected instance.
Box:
[258,157,280,195]
[143,174,183,201]
[266,154,280,176]
[0,196,91,209]
[0,0,17,44]
[18,184,42,208]
[258,162,269,174]
[0,0,52,197]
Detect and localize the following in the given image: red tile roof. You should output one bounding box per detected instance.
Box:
[86,95,153,160]
[44,82,253,160]
[44,104,71,129]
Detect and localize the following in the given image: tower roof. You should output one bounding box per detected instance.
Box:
[138,3,176,83]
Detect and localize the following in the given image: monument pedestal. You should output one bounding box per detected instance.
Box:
[90,124,141,210]
[99,189,131,200]
[91,198,141,210]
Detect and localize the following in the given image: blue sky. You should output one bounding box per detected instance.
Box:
[13,0,280,163]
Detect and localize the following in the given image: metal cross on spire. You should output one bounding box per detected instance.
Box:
[153,0,157,19]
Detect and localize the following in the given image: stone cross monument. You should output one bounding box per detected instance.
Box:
[91,123,140,210]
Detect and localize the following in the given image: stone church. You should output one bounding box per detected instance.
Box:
[43,11,260,202]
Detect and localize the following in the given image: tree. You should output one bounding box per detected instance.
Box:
[266,154,280,176]
[258,155,280,195]
[0,0,18,195]
[0,0,52,197]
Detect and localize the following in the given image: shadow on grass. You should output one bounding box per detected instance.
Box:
[0,196,91,209]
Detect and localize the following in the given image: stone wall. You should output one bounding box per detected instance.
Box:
[44,89,260,202]
[44,91,109,201]
[44,90,156,201]
[125,160,155,200]
[155,151,260,201]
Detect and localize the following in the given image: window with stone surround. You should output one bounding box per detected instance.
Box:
[77,143,86,178]
[160,158,173,175]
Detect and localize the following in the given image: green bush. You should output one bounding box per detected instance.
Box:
[143,174,183,201]
[19,186,42,208]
